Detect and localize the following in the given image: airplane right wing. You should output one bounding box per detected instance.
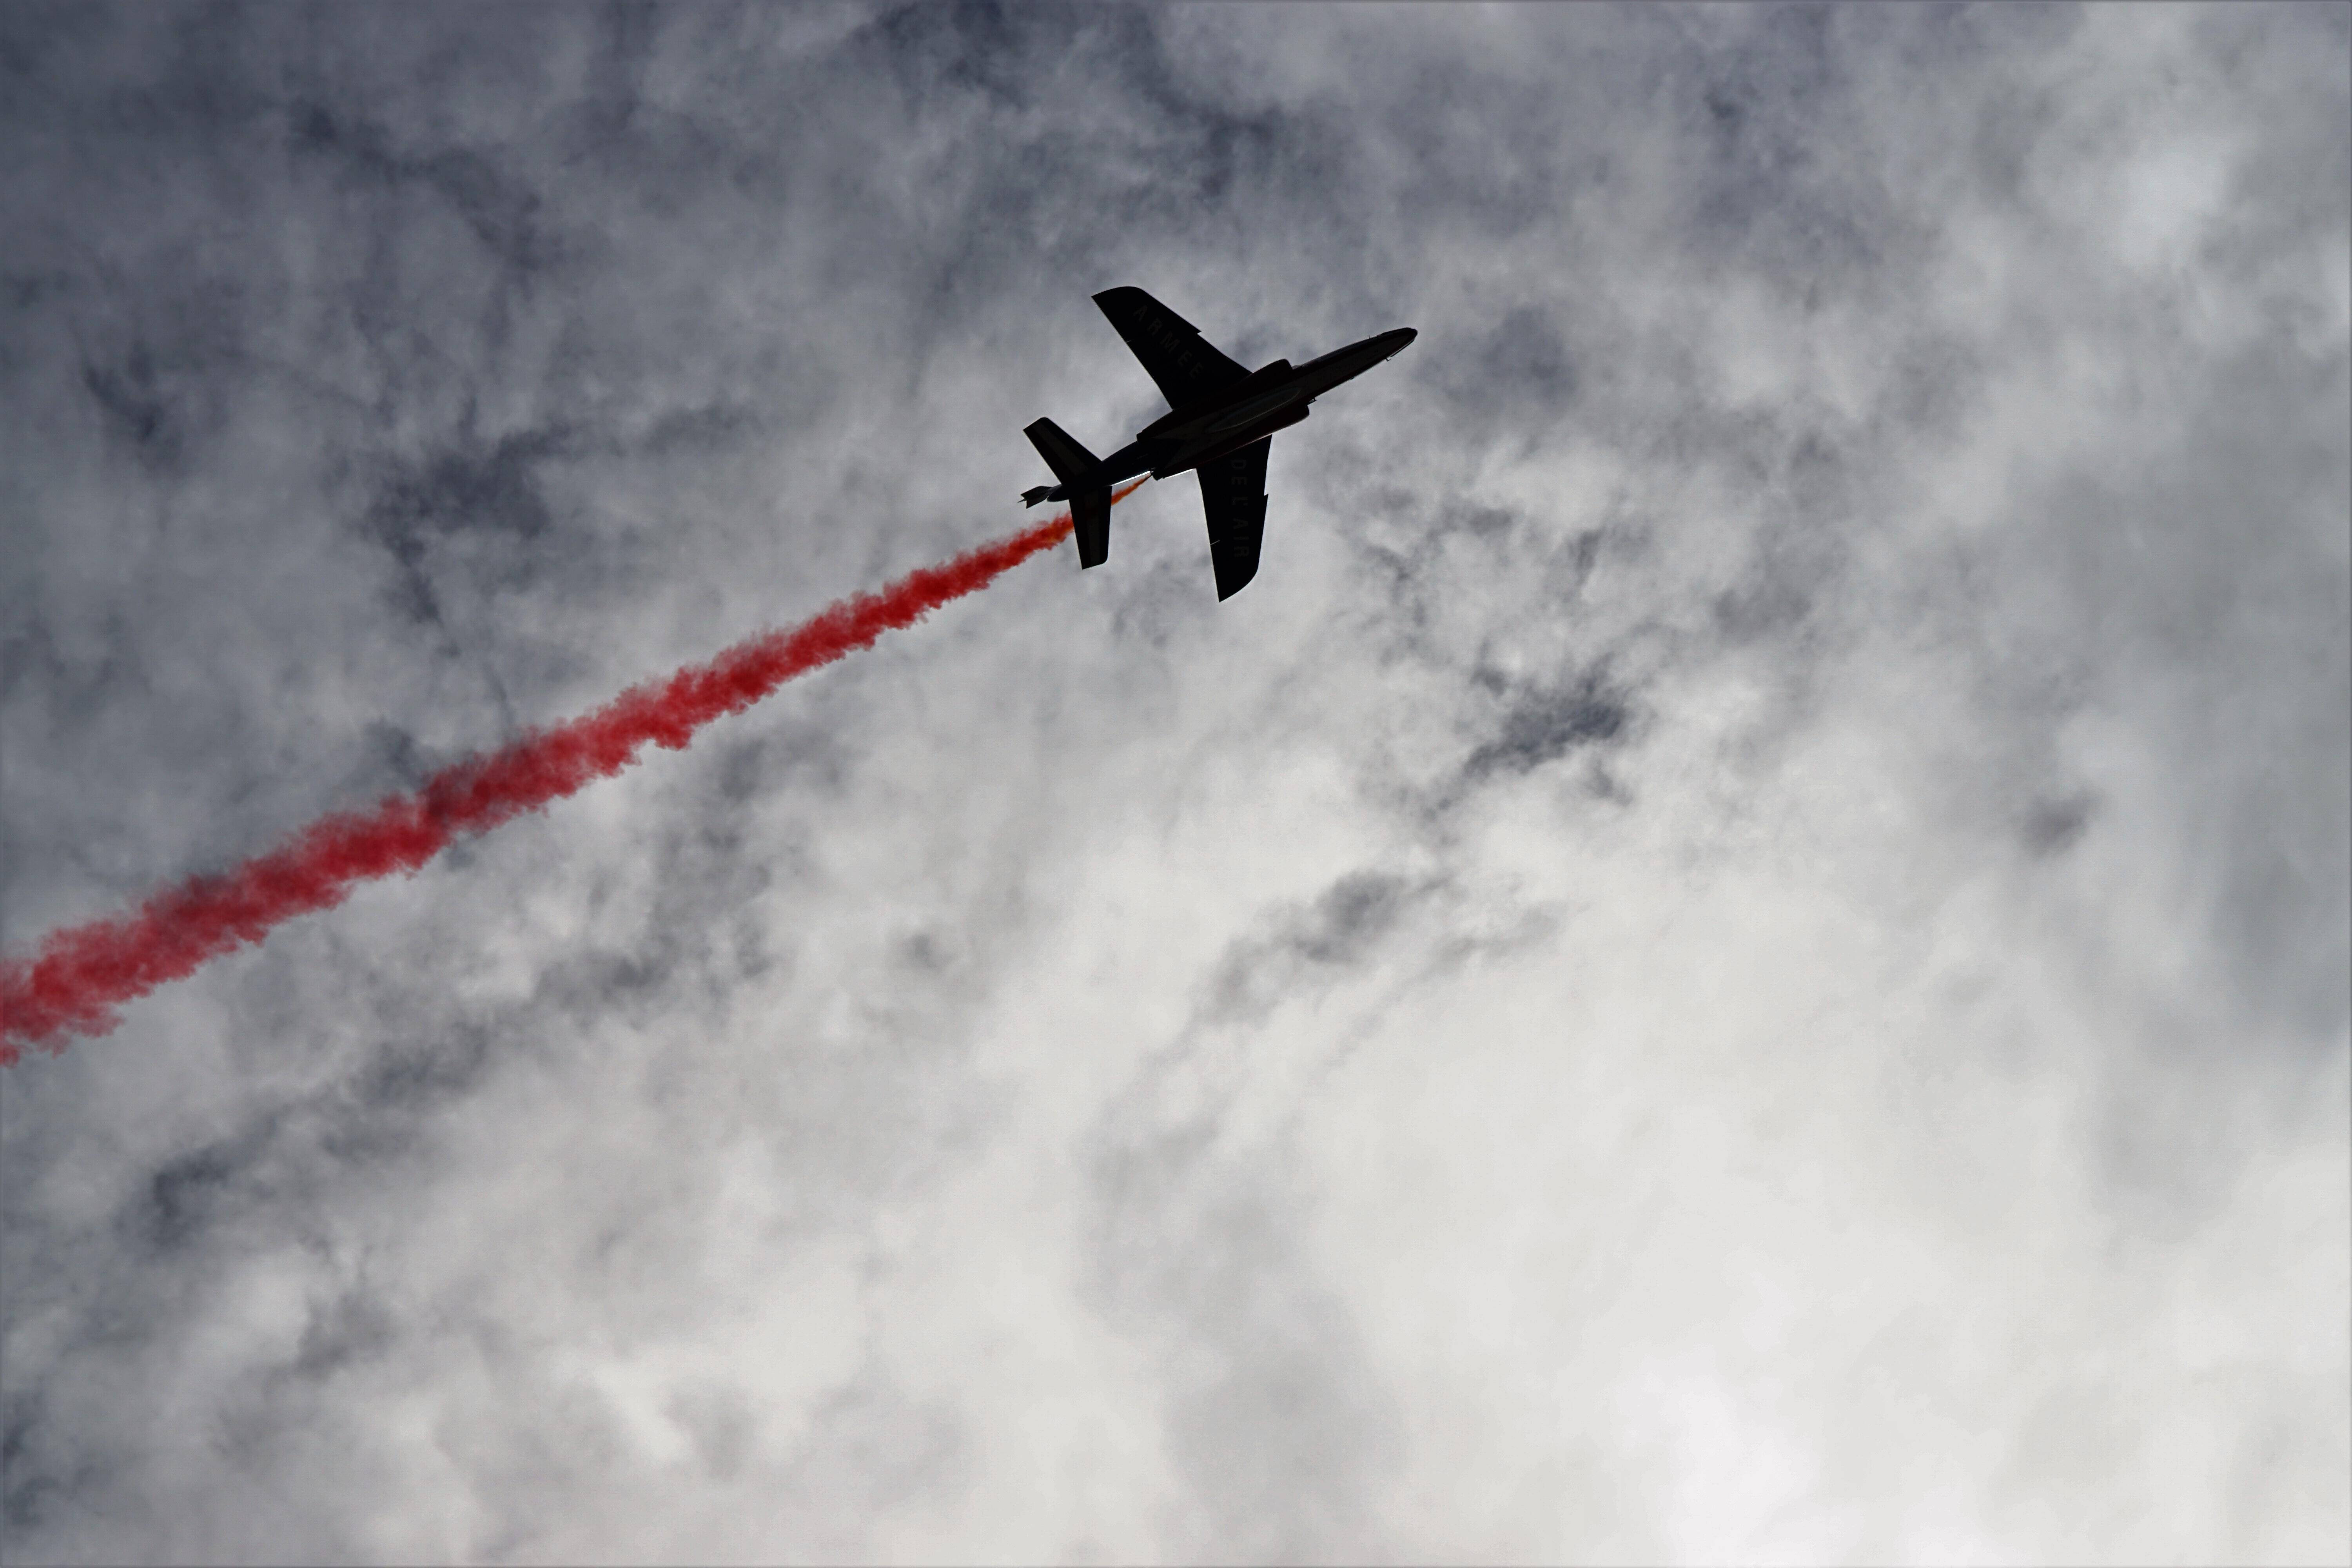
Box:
[1093,287,1249,409]
[1196,437,1270,600]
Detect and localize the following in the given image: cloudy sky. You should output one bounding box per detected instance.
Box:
[2,4,2347,1563]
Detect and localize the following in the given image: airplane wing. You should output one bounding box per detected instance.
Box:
[1196,437,1270,600]
[1093,287,1249,409]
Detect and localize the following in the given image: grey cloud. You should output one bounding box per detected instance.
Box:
[78,348,181,469]
[2021,791,2097,858]
[1426,305,1581,435]
[287,102,557,283]
[1469,670,1632,780]
[1203,871,1421,1024]
[362,425,574,630]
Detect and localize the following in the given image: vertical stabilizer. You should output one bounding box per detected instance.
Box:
[1069,485,1111,568]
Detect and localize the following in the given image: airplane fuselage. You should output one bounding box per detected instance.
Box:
[1088,327,1417,488]
[1020,288,1416,597]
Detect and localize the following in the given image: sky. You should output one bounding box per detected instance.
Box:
[1,4,2346,1563]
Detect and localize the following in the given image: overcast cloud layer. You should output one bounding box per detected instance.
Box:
[3,5,2347,1563]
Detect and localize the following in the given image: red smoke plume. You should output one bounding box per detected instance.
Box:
[1,481,1144,1062]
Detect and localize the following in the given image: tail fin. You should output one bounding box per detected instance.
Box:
[1025,418,1111,568]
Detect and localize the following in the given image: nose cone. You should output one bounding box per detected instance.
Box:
[1387,327,1418,356]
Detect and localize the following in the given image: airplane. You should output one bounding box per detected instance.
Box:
[1022,288,1417,599]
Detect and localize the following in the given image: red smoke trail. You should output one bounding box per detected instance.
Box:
[1,480,1145,1063]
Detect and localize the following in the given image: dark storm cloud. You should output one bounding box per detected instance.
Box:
[2,3,2344,1562]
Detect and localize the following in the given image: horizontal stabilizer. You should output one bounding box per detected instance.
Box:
[1024,417,1100,488]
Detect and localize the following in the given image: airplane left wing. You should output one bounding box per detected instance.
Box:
[1094,287,1249,409]
[1196,437,1271,600]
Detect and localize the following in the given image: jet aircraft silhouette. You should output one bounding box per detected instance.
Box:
[1023,288,1416,599]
